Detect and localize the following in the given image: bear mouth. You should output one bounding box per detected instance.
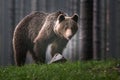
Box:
[66,35,72,40]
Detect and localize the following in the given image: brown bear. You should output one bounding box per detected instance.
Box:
[13,11,79,66]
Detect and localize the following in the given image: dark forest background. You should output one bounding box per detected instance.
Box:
[0,0,120,66]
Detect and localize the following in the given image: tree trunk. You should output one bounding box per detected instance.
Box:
[100,0,107,60]
[80,0,93,60]
[10,0,16,65]
[93,0,101,60]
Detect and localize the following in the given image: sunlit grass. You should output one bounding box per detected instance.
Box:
[0,60,120,80]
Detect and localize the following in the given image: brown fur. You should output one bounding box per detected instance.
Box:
[13,11,78,66]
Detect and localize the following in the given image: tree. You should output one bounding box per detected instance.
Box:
[80,0,93,60]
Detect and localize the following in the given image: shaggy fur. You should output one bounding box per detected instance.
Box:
[13,11,78,66]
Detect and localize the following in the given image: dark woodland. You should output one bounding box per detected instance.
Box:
[0,0,120,66]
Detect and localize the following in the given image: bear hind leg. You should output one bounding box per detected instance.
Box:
[14,44,28,66]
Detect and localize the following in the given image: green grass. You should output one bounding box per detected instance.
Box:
[0,60,120,80]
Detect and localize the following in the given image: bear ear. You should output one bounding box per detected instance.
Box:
[58,14,65,23]
[72,13,79,22]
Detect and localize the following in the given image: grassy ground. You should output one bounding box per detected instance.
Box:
[0,60,120,80]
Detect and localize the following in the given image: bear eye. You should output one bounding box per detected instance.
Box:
[64,26,68,30]
[65,28,67,31]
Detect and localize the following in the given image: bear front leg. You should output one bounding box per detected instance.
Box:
[51,39,68,57]
[33,40,47,64]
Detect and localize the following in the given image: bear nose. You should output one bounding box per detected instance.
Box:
[68,35,72,39]
[65,29,72,40]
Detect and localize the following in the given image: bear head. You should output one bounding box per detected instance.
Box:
[54,13,79,40]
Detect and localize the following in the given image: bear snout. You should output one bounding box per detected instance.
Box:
[65,29,73,40]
